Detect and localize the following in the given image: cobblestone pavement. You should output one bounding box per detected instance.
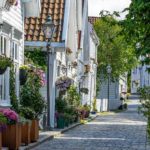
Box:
[35,98,149,150]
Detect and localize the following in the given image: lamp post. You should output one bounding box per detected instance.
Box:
[106,65,112,111]
[42,15,55,129]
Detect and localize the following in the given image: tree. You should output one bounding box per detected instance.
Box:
[123,0,150,66]
[94,12,137,94]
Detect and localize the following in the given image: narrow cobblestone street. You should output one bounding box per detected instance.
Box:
[35,97,148,150]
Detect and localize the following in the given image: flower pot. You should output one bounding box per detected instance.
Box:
[30,120,39,142]
[0,67,7,75]
[57,116,65,129]
[21,122,31,145]
[2,124,21,150]
[0,132,2,150]
[91,111,96,115]
[19,69,28,85]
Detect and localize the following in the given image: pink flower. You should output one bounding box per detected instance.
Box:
[0,108,18,122]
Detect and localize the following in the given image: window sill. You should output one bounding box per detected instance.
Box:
[0,100,11,107]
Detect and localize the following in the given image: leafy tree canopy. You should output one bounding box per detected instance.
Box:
[94,11,138,94]
[122,0,150,66]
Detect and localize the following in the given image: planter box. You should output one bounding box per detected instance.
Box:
[21,122,31,145]
[0,132,2,150]
[2,124,21,150]
[57,117,65,129]
[30,120,39,142]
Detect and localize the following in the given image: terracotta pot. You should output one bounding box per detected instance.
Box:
[21,122,31,145]
[2,124,21,150]
[30,120,39,142]
[0,132,2,150]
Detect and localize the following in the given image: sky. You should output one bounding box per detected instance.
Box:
[88,0,131,19]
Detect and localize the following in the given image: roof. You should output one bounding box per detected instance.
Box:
[88,17,99,25]
[24,0,65,42]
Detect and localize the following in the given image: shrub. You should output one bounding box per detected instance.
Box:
[20,69,46,119]
[138,87,150,138]
[55,98,67,113]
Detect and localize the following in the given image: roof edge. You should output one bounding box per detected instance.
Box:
[62,0,70,45]
[25,41,65,48]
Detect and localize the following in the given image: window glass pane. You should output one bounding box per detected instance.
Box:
[0,36,1,54]
[0,74,5,100]
[4,38,6,55]
[0,36,3,54]
[12,42,14,59]
[15,44,18,60]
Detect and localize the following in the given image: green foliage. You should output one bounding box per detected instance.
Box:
[138,86,150,139]
[94,12,137,94]
[20,70,46,119]
[10,66,19,112]
[0,113,7,124]
[122,0,150,67]
[25,48,47,71]
[0,55,12,69]
[20,107,36,120]
[66,85,80,107]
[55,98,67,113]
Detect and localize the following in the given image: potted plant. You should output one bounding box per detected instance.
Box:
[0,55,12,75]
[84,64,91,73]
[19,65,29,85]
[55,98,67,128]
[57,113,65,129]
[66,47,73,55]
[20,68,46,142]
[1,108,21,150]
[8,0,18,5]
[19,107,34,145]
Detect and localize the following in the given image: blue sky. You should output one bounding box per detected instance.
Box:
[88,0,131,19]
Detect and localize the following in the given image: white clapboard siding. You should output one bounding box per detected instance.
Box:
[2,1,23,32]
[98,79,121,110]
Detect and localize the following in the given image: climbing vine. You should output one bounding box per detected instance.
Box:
[10,66,19,112]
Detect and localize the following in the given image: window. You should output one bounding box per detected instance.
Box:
[57,61,61,77]
[0,36,10,105]
[0,36,7,55]
[0,74,6,100]
[12,42,19,61]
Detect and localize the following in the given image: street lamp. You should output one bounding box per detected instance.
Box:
[106,65,112,111]
[42,15,55,129]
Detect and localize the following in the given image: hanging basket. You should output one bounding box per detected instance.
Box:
[0,67,7,75]
[0,55,12,74]
[19,69,28,85]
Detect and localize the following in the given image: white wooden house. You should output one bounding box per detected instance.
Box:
[24,0,98,127]
[79,22,99,108]
[0,0,41,107]
[96,75,127,111]
[131,65,150,93]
